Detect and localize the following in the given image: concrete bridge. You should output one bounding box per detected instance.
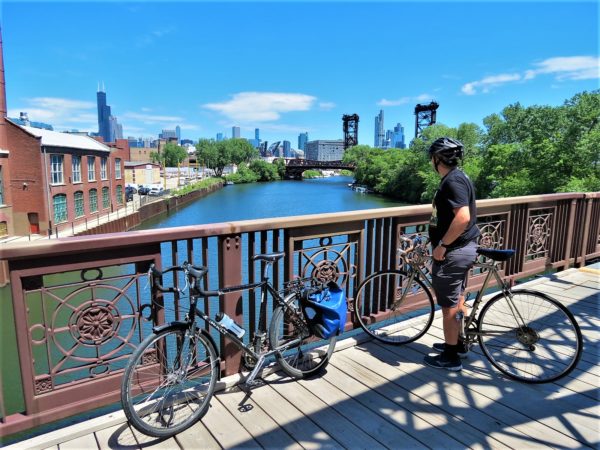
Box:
[284,159,355,179]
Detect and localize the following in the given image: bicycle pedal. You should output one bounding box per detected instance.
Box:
[244,379,264,389]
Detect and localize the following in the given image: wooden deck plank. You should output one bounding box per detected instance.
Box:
[171,415,220,450]
[334,346,529,450]
[295,370,428,449]
[94,423,140,450]
[215,386,302,450]
[362,339,585,449]
[58,432,99,450]
[263,372,386,449]
[241,380,339,449]
[423,322,599,448]
[326,351,467,450]
[198,395,260,449]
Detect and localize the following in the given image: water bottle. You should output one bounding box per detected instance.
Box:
[215,312,245,339]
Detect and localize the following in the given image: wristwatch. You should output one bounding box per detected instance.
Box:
[439,242,450,249]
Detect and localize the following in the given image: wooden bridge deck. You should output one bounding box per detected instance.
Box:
[6,266,599,450]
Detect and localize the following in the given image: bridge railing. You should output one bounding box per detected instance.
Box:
[0,192,598,437]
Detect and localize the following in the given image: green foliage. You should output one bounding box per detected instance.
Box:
[195,138,259,177]
[172,177,223,196]
[248,159,279,181]
[344,90,599,203]
[302,170,321,179]
[151,142,188,167]
[225,165,259,184]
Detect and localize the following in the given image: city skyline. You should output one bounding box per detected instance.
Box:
[2,1,598,146]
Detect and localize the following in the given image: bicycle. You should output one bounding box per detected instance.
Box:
[121,252,337,437]
[353,233,583,383]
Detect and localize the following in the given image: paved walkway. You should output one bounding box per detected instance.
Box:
[5,266,599,450]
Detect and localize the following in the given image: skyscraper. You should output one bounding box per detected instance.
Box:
[283,140,291,157]
[255,128,260,141]
[216,132,224,142]
[176,125,181,144]
[97,84,122,143]
[391,123,406,149]
[374,110,385,148]
[232,126,241,139]
[298,132,308,151]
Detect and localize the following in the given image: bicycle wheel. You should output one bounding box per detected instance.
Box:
[354,270,435,345]
[270,293,336,378]
[121,326,218,437]
[478,289,583,383]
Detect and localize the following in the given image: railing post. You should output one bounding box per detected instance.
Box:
[563,199,579,270]
[218,234,243,376]
[578,195,593,267]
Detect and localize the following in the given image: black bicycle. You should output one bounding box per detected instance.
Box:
[121,252,337,437]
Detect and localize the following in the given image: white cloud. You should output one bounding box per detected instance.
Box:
[203,92,317,123]
[8,97,98,130]
[527,56,600,81]
[462,56,599,95]
[461,73,521,95]
[377,93,435,106]
[122,112,184,123]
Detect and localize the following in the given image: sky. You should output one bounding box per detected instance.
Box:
[2,1,599,148]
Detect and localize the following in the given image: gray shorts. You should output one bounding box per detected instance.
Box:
[431,241,478,308]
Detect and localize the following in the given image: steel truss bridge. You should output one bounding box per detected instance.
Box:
[284,159,355,179]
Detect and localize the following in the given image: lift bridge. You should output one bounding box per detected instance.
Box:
[283,159,355,180]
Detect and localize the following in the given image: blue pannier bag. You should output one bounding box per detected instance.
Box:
[302,282,347,339]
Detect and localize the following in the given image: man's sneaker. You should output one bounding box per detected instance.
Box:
[432,342,468,358]
[424,353,462,371]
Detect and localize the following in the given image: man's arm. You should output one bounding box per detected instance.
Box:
[432,206,470,261]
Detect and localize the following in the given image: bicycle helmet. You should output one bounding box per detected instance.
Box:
[427,137,464,167]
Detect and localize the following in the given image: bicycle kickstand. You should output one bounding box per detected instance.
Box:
[244,354,267,389]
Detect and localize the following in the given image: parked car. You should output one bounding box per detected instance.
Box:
[125,190,134,202]
[148,187,164,196]
[125,185,137,194]
[138,186,150,195]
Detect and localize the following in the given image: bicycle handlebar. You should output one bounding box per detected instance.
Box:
[148,262,219,297]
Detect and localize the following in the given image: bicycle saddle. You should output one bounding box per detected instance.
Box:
[252,252,285,262]
[477,248,515,261]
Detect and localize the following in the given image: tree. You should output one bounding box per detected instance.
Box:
[195,139,259,177]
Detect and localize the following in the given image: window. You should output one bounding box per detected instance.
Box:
[102,186,110,209]
[51,155,64,184]
[74,191,84,217]
[115,158,122,179]
[53,194,67,223]
[72,156,81,183]
[116,185,123,205]
[101,157,107,180]
[0,221,7,237]
[89,189,98,212]
[87,156,96,181]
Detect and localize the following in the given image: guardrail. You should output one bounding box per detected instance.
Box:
[0,191,598,437]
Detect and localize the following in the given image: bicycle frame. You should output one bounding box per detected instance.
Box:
[394,237,527,342]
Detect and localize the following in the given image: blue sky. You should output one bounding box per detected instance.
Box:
[2,1,599,147]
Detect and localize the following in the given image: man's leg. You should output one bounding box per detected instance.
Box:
[442,304,461,345]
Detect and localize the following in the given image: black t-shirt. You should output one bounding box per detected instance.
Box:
[429,168,480,249]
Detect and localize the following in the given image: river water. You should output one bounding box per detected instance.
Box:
[137,176,405,229]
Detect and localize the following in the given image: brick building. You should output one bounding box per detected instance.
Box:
[0,28,128,237]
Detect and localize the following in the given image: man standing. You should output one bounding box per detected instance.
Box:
[425,137,480,371]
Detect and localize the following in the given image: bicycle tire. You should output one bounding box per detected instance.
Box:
[354,270,435,345]
[478,289,583,384]
[270,293,336,378]
[121,325,218,437]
